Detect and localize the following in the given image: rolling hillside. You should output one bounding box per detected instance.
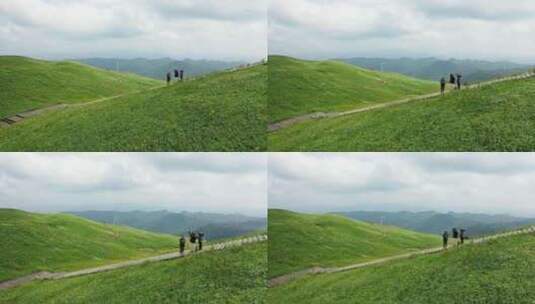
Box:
[0,209,177,282]
[339,57,532,82]
[0,63,266,152]
[268,232,535,304]
[0,56,161,118]
[268,55,437,123]
[268,209,440,278]
[69,210,267,240]
[0,242,267,304]
[77,57,245,80]
[335,210,535,237]
[269,75,535,151]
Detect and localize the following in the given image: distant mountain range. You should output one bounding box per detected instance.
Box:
[333,211,535,237]
[75,58,246,80]
[68,210,266,240]
[337,57,533,83]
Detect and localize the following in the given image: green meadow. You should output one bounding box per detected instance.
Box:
[0,56,161,118]
[0,242,267,304]
[0,62,266,152]
[0,209,177,282]
[268,209,440,278]
[268,55,437,123]
[269,233,535,304]
[269,76,535,151]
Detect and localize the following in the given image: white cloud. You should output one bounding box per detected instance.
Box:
[269,153,535,217]
[0,153,267,217]
[0,0,267,61]
[269,0,535,63]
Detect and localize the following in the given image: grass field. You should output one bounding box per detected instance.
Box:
[0,56,161,118]
[268,233,535,304]
[268,209,441,278]
[268,55,437,123]
[0,209,177,282]
[0,63,266,152]
[0,242,267,304]
[269,76,535,151]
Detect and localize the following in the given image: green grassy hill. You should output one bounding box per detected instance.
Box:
[0,63,266,152]
[268,209,440,278]
[269,76,535,151]
[269,232,535,304]
[0,242,267,304]
[0,209,177,282]
[0,56,161,118]
[268,55,437,123]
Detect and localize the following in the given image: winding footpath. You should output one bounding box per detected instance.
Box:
[0,234,267,291]
[0,85,166,128]
[268,226,535,287]
[268,71,535,132]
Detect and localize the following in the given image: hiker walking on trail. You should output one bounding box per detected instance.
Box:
[452,228,459,239]
[189,230,198,250]
[456,74,463,90]
[440,77,446,95]
[452,228,459,246]
[449,73,456,84]
[460,229,466,244]
[179,235,186,256]
[198,232,204,251]
[166,72,171,85]
[174,69,179,79]
[442,231,449,249]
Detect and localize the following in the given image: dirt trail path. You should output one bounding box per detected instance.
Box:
[268,227,535,287]
[0,234,267,291]
[0,85,166,128]
[268,71,535,132]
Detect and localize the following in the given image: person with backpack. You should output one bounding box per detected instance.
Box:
[189,230,197,248]
[456,74,463,90]
[449,73,456,84]
[442,231,449,249]
[174,69,179,78]
[460,229,466,244]
[440,77,446,95]
[166,72,171,85]
[452,228,459,246]
[198,232,204,251]
[452,228,459,239]
[179,235,186,256]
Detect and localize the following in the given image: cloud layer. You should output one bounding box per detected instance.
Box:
[269,0,535,62]
[269,153,535,217]
[0,153,267,217]
[0,0,267,61]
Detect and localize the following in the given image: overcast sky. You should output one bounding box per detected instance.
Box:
[0,0,267,61]
[269,0,535,63]
[0,153,267,217]
[269,153,535,217]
